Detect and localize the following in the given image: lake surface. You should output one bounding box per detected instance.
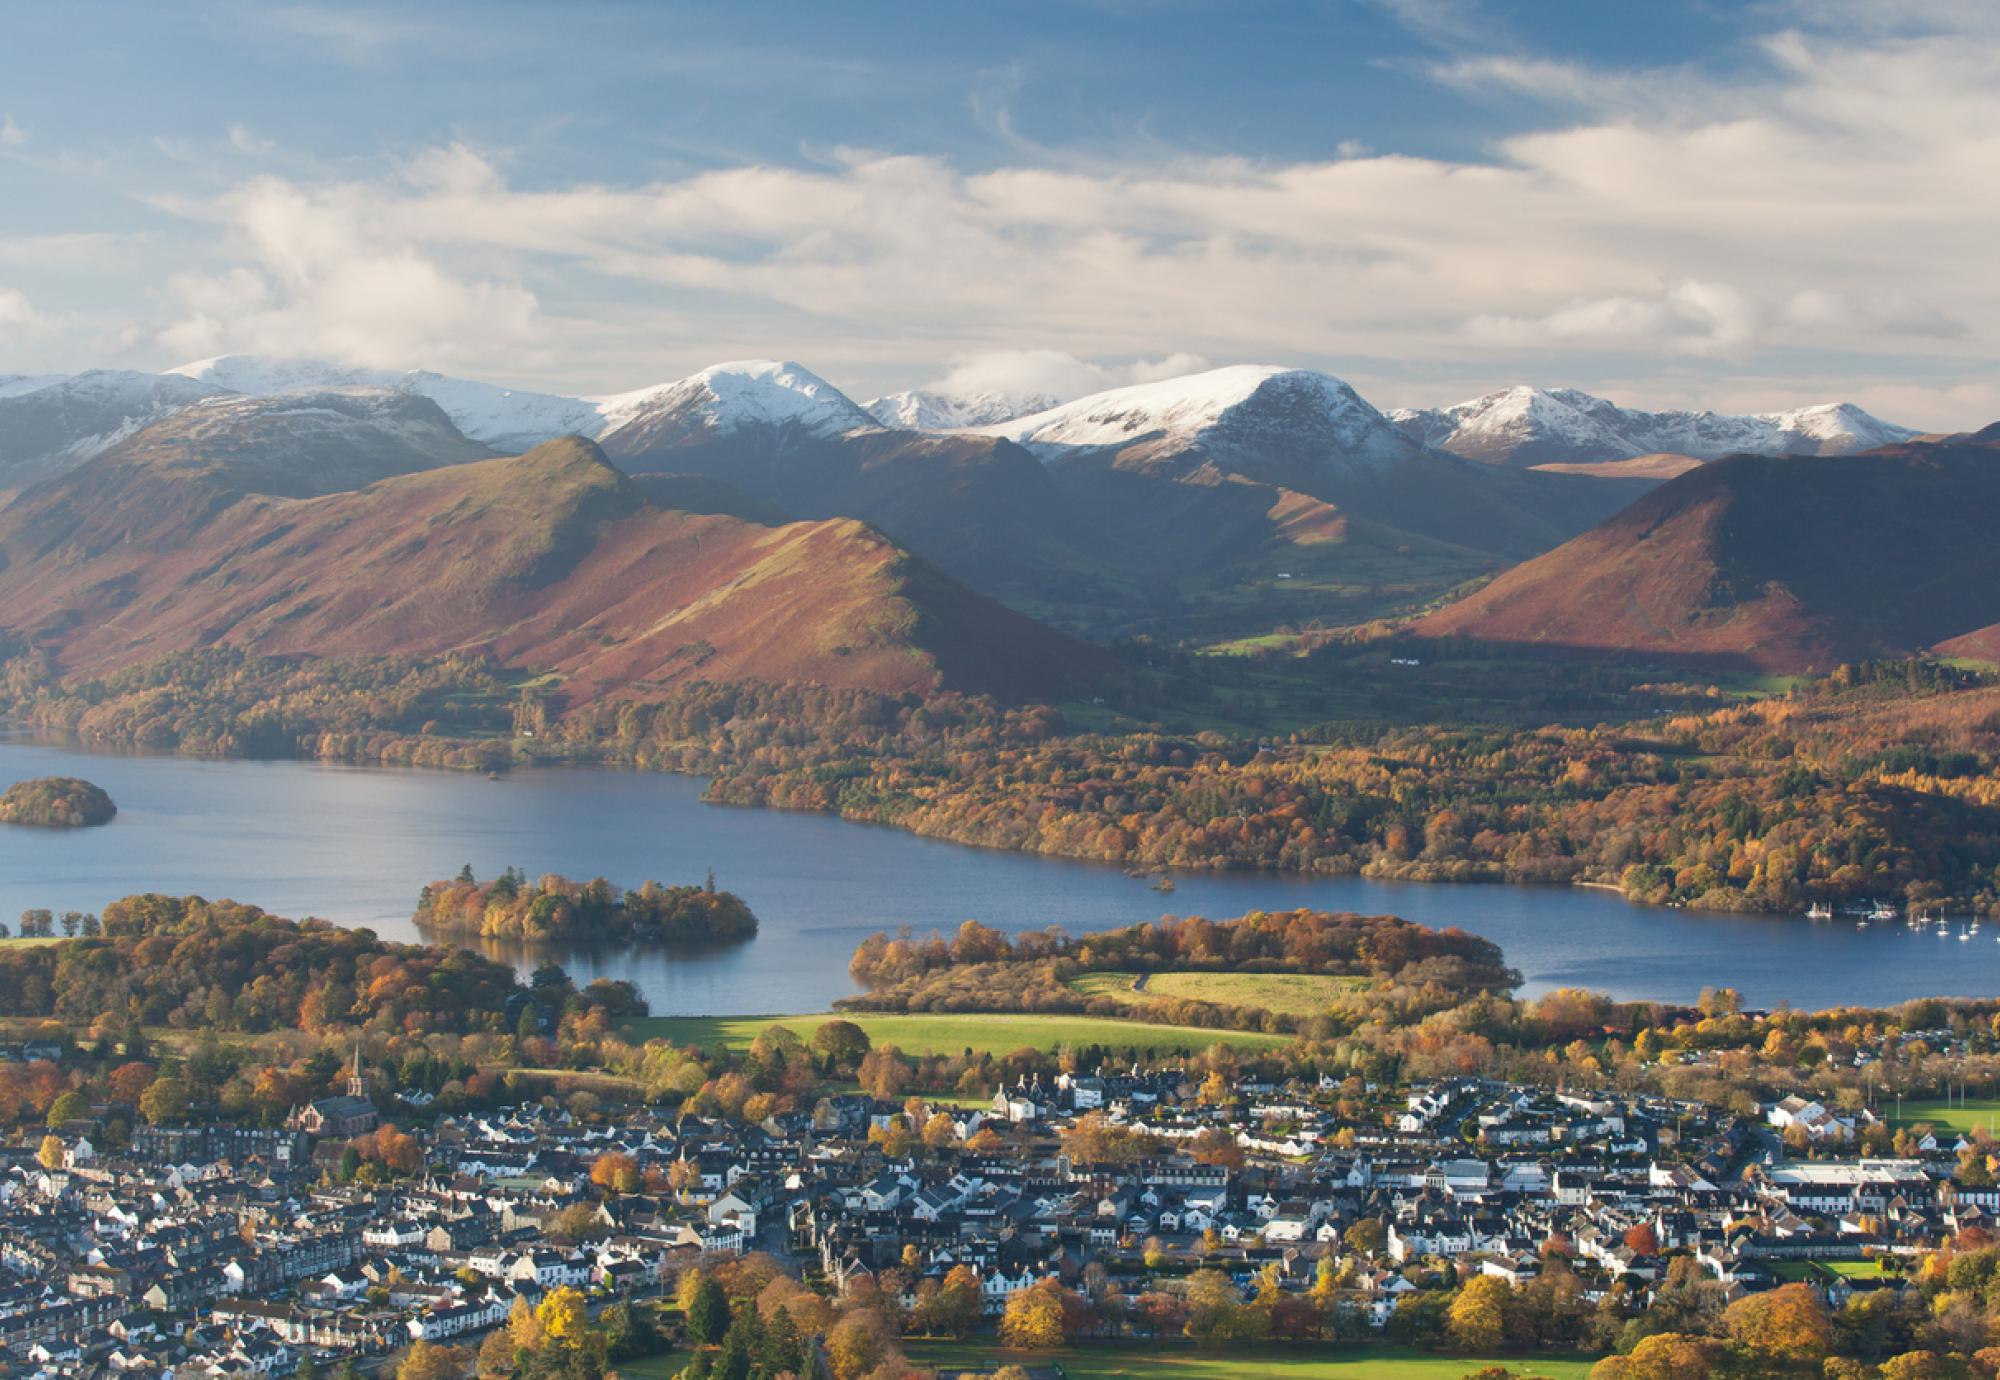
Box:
[2,740,1995,1014]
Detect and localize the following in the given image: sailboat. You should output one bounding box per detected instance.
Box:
[1806,902,1833,921]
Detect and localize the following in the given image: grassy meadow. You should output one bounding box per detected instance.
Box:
[1068,969,1368,1019]
[1892,1096,2000,1136]
[622,1011,1290,1059]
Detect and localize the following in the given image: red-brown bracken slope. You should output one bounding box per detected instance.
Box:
[0,435,1113,704]
[1414,429,2000,672]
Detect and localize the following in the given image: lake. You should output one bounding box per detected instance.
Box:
[1,740,1993,1014]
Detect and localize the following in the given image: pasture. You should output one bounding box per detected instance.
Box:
[622,1011,1290,1058]
[1068,969,1367,1019]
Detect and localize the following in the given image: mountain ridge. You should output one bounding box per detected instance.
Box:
[1391,385,1915,467]
[1413,431,2000,669]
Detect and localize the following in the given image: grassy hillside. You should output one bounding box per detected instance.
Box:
[0,433,1111,705]
[623,1011,1290,1058]
[1417,434,2000,671]
[1069,970,1370,1019]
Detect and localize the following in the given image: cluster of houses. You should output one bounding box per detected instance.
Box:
[2,1061,1988,1376]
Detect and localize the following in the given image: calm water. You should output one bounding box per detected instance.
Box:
[2,741,1995,1014]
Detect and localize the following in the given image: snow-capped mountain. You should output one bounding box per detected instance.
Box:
[0,370,228,489]
[1390,386,1917,467]
[168,355,603,452]
[595,360,881,462]
[107,387,494,498]
[971,365,1428,479]
[864,387,1059,432]
[0,373,67,399]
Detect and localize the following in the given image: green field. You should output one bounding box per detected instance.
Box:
[1892,1097,2000,1136]
[0,935,67,948]
[1069,970,1368,1019]
[906,1340,1597,1379]
[1771,1258,1890,1284]
[623,1012,1290,1058]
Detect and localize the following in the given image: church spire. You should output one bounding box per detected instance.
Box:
[347,1044,366,1100]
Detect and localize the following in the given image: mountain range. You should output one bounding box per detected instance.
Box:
[0,349,1972,693]
[0,393,1105,703]
[1390,386,1917,469]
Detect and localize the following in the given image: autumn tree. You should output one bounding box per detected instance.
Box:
[590,1150,641,1195]
[1448,1275,1513,1353]
[1722,1283,1832,1367]
[138,1075,188,1125]
[37,1134,64,1170]
[394,1340,470,1380]
[1000,1280,1072,1349]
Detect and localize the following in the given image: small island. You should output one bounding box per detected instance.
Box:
[414,867,758,946]
[0,776,117,829]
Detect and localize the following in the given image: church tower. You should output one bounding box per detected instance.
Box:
[346,1045,367,1100]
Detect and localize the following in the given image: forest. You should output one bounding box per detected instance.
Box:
[838,910,1517,1035]
[413,868,758,945]
[0,893,586,1036]
[5,646,1999,915]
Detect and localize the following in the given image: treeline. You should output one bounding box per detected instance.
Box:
[414,868,758,945]
[839,911,1516,1035]
[10,645,2000,914]
[851,909,1511,986]
[0,893,622,1036]
[0,647,519,767]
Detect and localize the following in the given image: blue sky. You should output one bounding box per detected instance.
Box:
[2,0,1996,425]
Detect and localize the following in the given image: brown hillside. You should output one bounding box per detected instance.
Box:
[0,437,1112,704]
[1414,433,2000,671]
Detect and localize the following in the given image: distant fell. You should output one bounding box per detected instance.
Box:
[1414,430,2000,670]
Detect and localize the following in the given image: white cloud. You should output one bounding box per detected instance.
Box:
[155,173,541,368]
[0,287,38,327]
[29,7,1991,428]
[1467,281,1759,357]
[0,114,25,148]
[255,6,430,61]
[929,349,1214,402]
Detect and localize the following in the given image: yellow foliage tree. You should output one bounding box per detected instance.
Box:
[534,1285,586,1342]
[1000,1280,1069,1349]
[1447,1274,1511,1353]
[1723,1282,1832,1365]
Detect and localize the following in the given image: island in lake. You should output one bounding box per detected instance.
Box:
[414,867,759,946]
[0,776,117,829]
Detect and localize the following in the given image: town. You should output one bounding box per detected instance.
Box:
[9,1023,1998,1380]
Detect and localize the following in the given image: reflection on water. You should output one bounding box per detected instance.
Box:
[3,739,1996,1014]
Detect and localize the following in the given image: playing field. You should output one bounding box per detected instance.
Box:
[1892,1097,2000,1136]
[905,1340,1597,1378]
[0,935,68,947]
[1771,1259,1889,1284]
[1069,970,1368,1019]
[623,1011,1290,1058]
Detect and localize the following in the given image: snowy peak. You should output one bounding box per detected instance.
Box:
[1390,386,1918,466]
[105,386,493,497]
[972,365,1426,476]
[0,369,229,489]
[1759,401,1916,454]
[595,359,879,460]
[864,387,1060,432]
[168,354,602,451]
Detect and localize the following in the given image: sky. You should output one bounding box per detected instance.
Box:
[0,0,1996,426]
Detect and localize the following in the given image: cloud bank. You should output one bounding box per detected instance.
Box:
[13,5,2000,424]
